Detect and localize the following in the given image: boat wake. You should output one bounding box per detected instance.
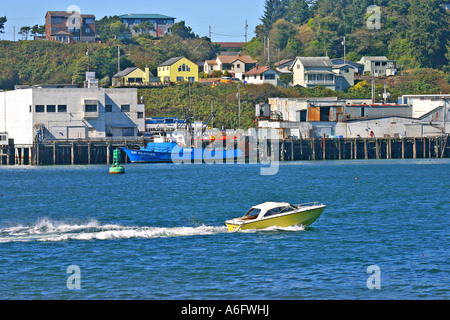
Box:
[0,218,228,243]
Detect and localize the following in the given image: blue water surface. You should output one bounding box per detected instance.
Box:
[0,159,448,300]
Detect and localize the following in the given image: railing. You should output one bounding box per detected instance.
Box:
[304,79,335,85]
[294,202,322,208]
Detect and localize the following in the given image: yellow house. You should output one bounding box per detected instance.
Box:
[158,57,198,83]
[112,66,157,87]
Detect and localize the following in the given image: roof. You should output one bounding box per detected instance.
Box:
[213,42,245,48]
[253,202,291,212]
[244,66,279,76]
[274,58,295,67]
[205,60,218,65]
[331,58,363,68]
[159,57,184,67]
[217,54,257,64]
[119,13,176,20]
[46,11,95,18]
[296,57,333,67]
[113,67,140,78]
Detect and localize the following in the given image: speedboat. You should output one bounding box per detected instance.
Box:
[225,202,326,232]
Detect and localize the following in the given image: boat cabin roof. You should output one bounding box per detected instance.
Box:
[252,202,291,212]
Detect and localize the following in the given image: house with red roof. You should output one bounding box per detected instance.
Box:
[242,66,281,86]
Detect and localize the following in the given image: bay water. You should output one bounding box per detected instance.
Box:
[0,159,448,300]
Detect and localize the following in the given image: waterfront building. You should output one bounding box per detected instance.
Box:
[158,57,199,83]
[0,85,145,145]
[45,11,96,43]
[257,97,447,139]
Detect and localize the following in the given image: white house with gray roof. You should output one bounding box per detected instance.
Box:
[292,57,354,91]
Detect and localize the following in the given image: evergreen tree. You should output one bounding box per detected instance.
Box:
[0,16,6,34]
[284,0,311,25]
[259,0,289,35]
[406,0,449,68]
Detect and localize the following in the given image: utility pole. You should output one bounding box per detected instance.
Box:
[211,101,214,129]
[117,46,121,73]
[209,25,211,40]
[342,36,346,64]
[371,73,375,104]
[237,84,241,129]
[245,20,248,43]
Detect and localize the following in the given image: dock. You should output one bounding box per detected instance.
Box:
[1,136,449,166]
[0,138,144,166]
[260,135,450,161]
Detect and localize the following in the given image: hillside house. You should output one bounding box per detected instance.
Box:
[204,54,257,80]
[358,56,397,77]
[158,57,198,83]
[292,57,354,91]
[119,13,175,37]
[112,67,159,87]
[242,66,281,86]
[45,11,96,43]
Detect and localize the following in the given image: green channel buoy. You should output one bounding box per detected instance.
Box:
[109,148,125,174]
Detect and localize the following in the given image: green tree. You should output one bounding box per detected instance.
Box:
[406,0,449,68]
[95,16,121,42]
[284,0,311,25]
[133,21,154,36]
[110,21,128,36]
[259,0,288,36]
[31,25,45,38]
[269,19,297,51]
[18,26,31,40]
[171,21,197,39]
[0,16,6,34]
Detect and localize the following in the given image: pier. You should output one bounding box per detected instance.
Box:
[1,136,449,166]
[0,138,144,166]
[261,135,450,161]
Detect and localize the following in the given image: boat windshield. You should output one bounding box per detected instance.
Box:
[263,206,294,218]
[243,208,261,219]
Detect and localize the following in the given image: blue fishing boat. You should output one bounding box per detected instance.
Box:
[121,141,244,163]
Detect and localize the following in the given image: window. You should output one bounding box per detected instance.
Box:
[236,64,241,69]
[121,105,130,112]
[58,105,67,112]
[85,18,94,24]
[178,64,190,72]
[122,128,135,136]
[243,208,261,219]
[264,74,275,80]
[46,105,56,112]
[85,104,97,112]
[176,77,184,82]
[188,77,195,82]
[137,112,144,119]
[105,105,112,112]
[35,105,45,113]
[85,28,91,34]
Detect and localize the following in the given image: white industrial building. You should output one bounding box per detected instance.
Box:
[257,95,449,139]
[0,85,146,145]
